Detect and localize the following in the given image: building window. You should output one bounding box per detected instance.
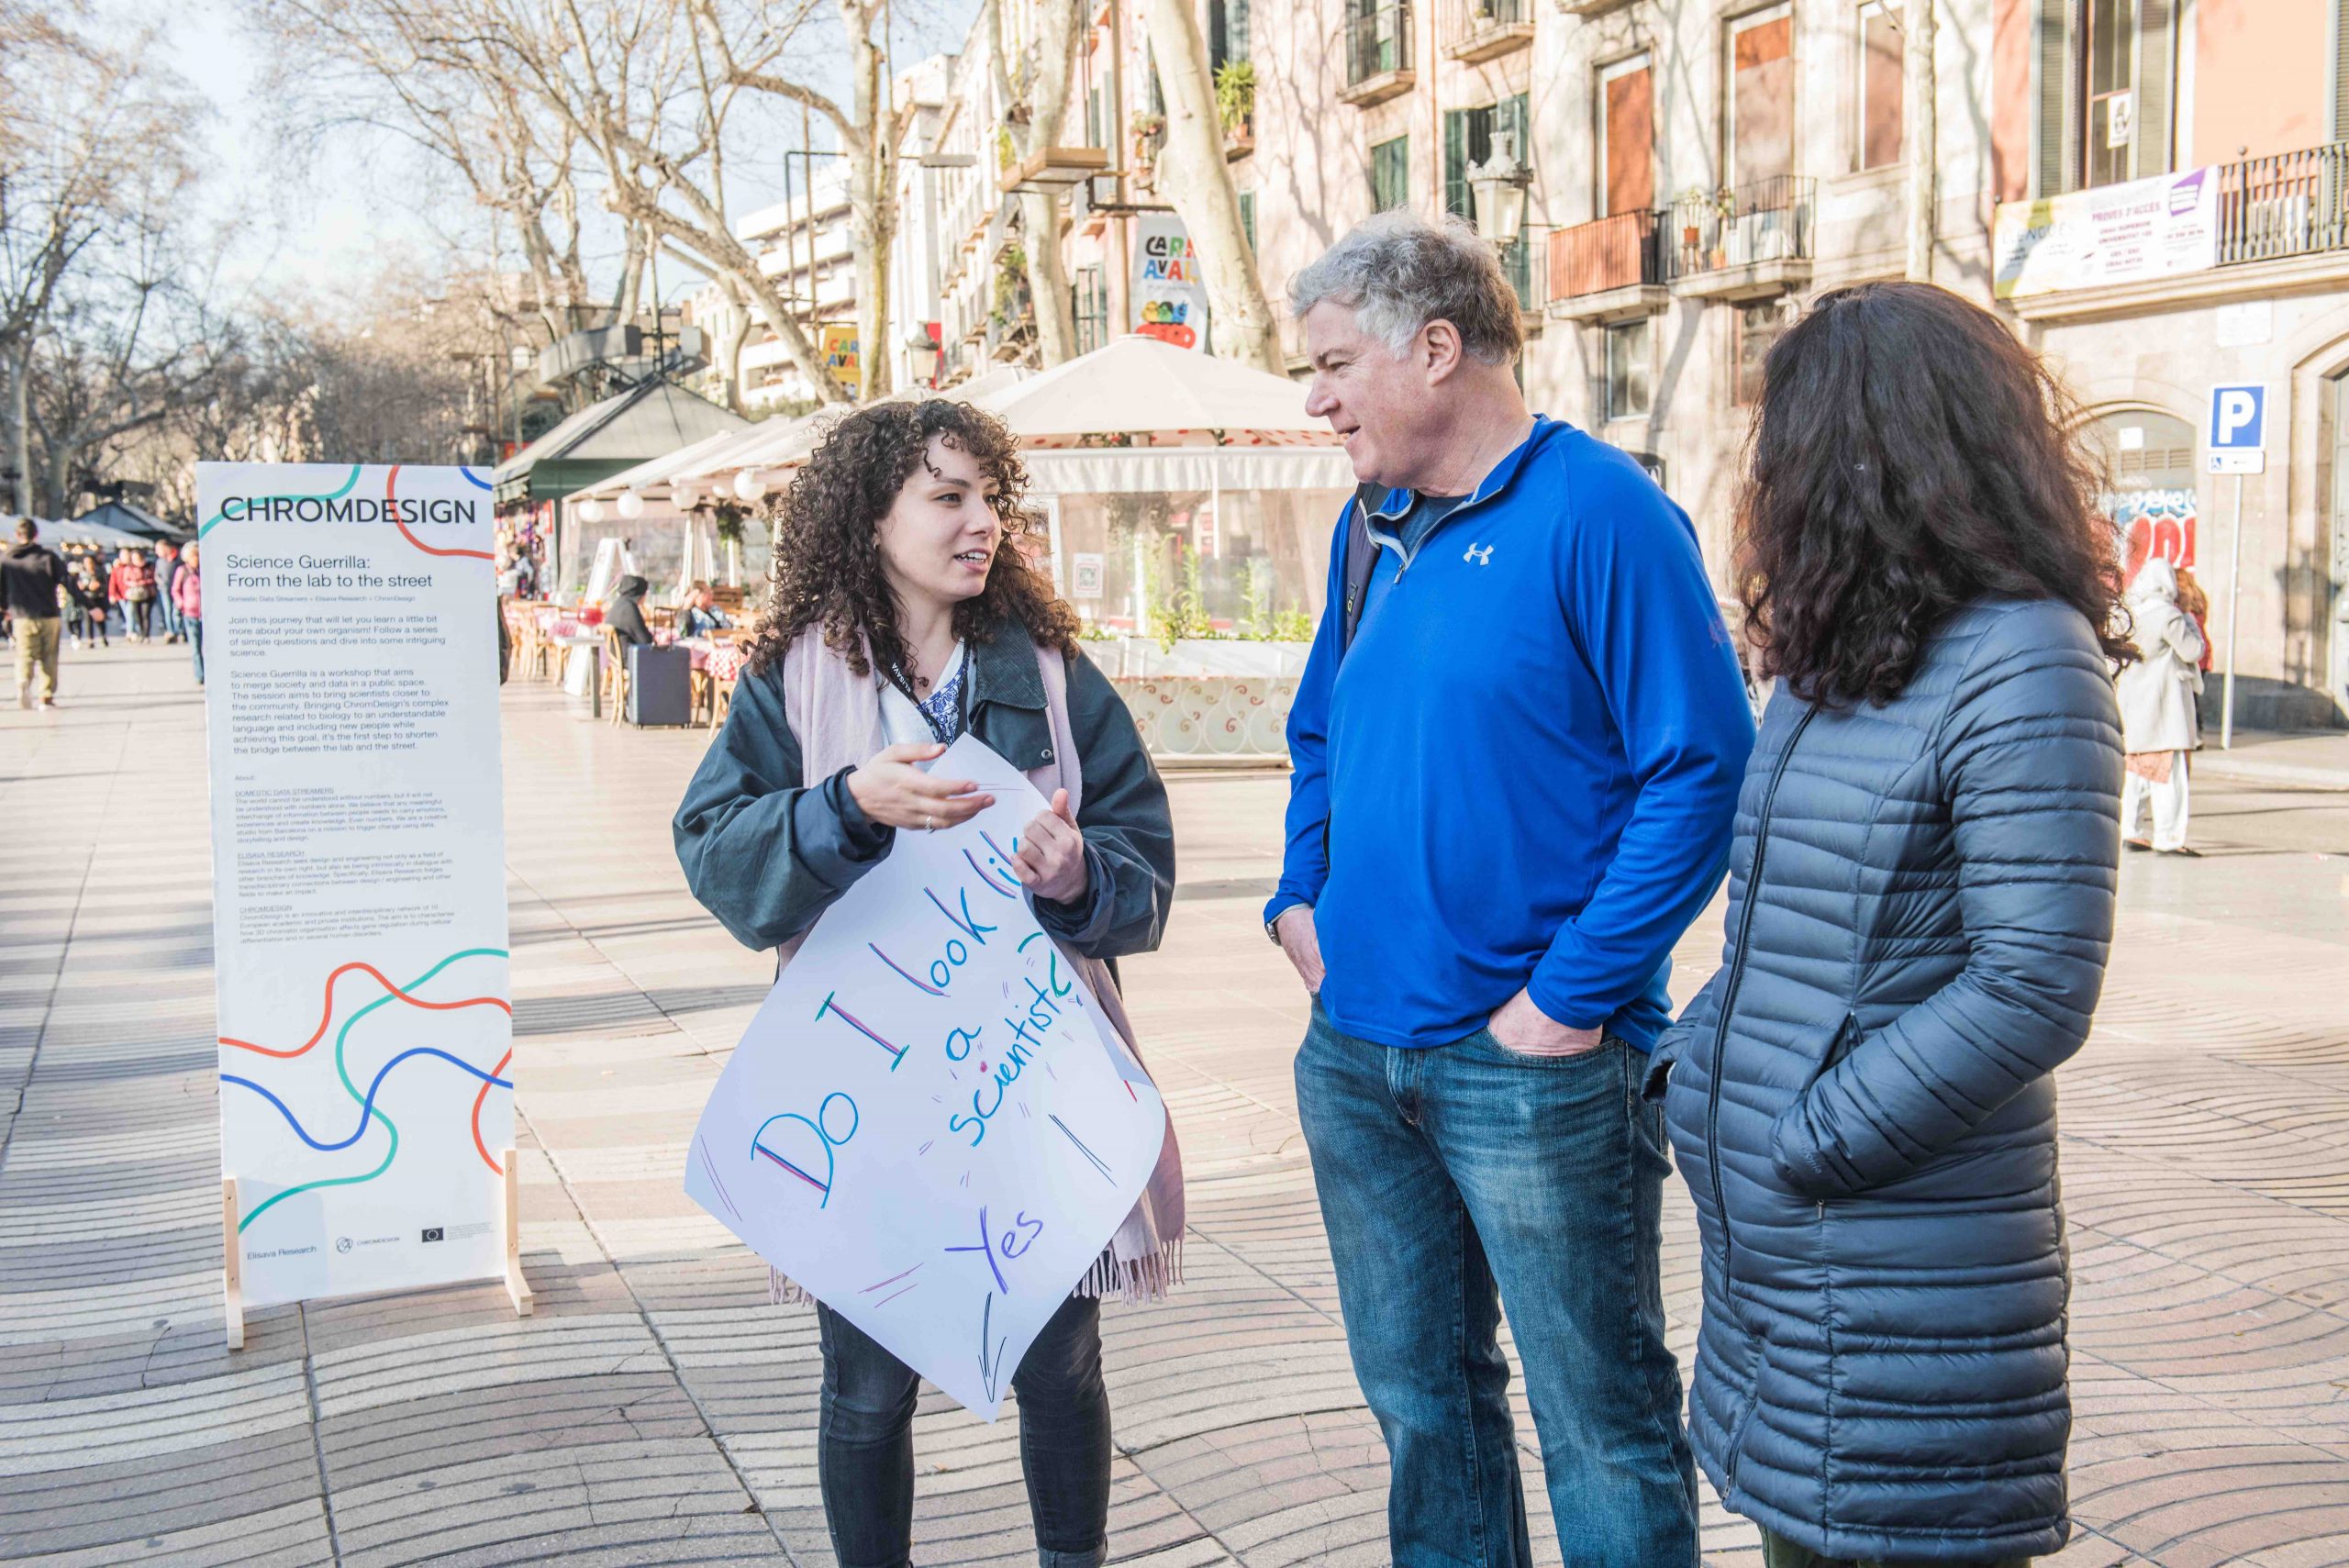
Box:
[1210,0,1252,69]
[2038,1,2176,196]
[1598,53,1654,217]
[1074,265,1109,356]
[1732,300,1789,406]
[1372,135,1410,211]
[1730,5,1797,192]
[1444,94,1531,220]
[1857,1,1904,171]
[1240,191,1257,252]
[1603,318,1651,421]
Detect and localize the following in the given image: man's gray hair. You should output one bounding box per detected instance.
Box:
[1288,211,1524,365]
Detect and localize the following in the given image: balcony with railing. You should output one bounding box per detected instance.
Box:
[2215,140,2349,266]
[1446,0,1534,64]
[1543,209,1669,322]
[1341,5,1415,108]
[1666,175,1818,300]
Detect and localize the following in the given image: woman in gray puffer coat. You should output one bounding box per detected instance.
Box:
[1650,284,2131,1568]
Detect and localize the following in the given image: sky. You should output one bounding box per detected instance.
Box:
[135,0,978,316]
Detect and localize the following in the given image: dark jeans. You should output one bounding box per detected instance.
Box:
[817,1294,1110,1568]
[128,597,152,638]
[1296,1004,1698,1567]
[189,618,203,684]
[1759,1527,2030,1568]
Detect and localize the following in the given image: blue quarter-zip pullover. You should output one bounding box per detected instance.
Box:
[1266,417,1755,1051]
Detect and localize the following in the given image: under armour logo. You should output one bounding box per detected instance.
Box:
[1463,543,1494,566]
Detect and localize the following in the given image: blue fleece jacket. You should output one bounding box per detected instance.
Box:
[1266,417,1754,1051]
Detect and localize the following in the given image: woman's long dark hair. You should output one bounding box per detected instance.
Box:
[745,398,1078,680]
[1735,282,2133,708]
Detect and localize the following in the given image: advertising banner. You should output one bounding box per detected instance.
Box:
[196,462,512,1311]
[822,325,863,397]
[1132,214,1208,351]
[1994,168,2218,300]
[684,736,1167,1418]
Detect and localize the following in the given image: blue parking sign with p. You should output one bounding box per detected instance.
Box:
[2207,384,2266,473]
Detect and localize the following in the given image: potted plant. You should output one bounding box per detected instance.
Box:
[1214,61,1256,140]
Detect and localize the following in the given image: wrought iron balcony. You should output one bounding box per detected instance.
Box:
[1666,176,1818,300]
[1341,5,1415,106]
[2215,140,2349,266]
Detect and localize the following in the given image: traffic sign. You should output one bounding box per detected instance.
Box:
[2207,384,2267,474]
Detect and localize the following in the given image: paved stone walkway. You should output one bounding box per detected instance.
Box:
[4,643,2348,1566]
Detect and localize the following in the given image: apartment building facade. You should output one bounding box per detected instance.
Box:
[1233,0,2349,726]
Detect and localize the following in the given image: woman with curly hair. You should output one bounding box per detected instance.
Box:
[674,397,1180,1568]
[1646,283,2130,1568]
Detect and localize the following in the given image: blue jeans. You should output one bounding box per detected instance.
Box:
[1296,1005,1698,1567]
[189,619,203,684]
[816,1295,1110,1568]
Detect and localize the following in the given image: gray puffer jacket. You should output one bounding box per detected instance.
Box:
[1649,597,2121,1562]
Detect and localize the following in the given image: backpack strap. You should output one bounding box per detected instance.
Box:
[1339,482,1385,654]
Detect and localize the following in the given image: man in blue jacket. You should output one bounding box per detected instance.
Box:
[1270,212,1755,1566]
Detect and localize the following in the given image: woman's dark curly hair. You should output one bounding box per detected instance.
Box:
[1735,281,2134,708]
[746,398,1079,680]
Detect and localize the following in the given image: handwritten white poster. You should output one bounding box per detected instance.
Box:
[683,736,1167,1418]
[196,462,512,1310]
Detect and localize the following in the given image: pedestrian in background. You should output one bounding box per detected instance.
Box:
[680,580,733,638]
[674,399,1182,1568]
[1652,282,2129,1568]
[109,546,156,641]
[605,573,656,647]
[5,519,69,708]
[2117,559,2205,856]
[176,542,203,685]
[1271,211,1754,1567]
[155,541,184,644]
[69,553,110,649]
[2173,565,2213,673]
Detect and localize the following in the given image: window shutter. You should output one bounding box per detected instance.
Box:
[2335,0,2349,141]
[2137,0,2176,178]
[1445,110,1471,217]
[2035,1,2079,197]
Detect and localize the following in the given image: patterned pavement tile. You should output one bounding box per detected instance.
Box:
[4,646,2347,1567]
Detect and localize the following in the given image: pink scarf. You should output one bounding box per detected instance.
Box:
[768,626,1186,1304]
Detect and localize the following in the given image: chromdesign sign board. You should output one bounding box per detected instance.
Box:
[197,462,513,1311]
[685,736,1168,1418]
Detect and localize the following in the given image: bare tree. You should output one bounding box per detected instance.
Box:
[1141,0,1281,373]
[0,17,190,512]
[990,0,1084,367]
[694,0,901,399]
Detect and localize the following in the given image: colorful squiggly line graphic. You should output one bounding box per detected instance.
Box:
[223,949,510,1233]
[197,464,363,539]
[196,464,497,562]
[384,465,495,561]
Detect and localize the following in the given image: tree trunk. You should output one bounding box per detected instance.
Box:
[717,276,753,416]
[997,0,1084,367]
[1906,0,1937,282]
[7,347,33,516]
[1141,0,1281,373]
[843,0,896,401]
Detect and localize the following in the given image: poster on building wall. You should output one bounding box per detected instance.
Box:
[1994,168,2218,300]
[823,325,863,396]
[2107,486,2199,582]
[196,462,513,1311]
[682,735,1168,1418]
[1133,215,1208,351]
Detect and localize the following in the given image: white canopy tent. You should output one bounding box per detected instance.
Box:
[967,338,1350,636]
[17,516,152,552]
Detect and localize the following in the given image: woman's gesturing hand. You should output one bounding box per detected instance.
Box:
[846,742,995,831]
[1009,789,1089,906]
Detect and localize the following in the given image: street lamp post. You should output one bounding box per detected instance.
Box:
[1467,131,1533,248]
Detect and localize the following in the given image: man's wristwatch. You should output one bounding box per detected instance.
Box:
[1265,906,1300,945]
